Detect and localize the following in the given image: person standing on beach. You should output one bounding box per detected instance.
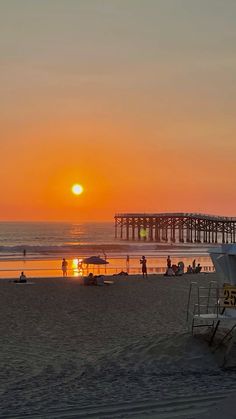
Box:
[126,255,130,273]
[140,256,147,278]
[62,258,68,277]
[167,255,171,268]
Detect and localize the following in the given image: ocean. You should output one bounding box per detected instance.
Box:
[0,221,115,257]
[0,222,215,278]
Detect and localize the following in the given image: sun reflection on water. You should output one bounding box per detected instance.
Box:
[72,258,83,277]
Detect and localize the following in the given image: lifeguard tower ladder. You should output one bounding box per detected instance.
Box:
[186,281,236,367]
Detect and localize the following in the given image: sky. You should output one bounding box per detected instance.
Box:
[0,0,236,221]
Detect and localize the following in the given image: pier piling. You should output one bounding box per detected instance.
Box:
[114,213,236,244]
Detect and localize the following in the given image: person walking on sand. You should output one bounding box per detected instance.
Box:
[167,255,171,268]
[140,255,148,278]
[62,258,68,277]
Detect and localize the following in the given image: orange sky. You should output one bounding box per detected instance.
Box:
[1,1,236,221]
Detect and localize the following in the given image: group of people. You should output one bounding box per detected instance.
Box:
[164,256,185,277]
[164,256,202,277]
[140,255,203,278]
[186,259,202,274]
[16,255,203,281]
[61,255,202,279]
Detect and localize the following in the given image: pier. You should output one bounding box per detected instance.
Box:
[114,213,236,244]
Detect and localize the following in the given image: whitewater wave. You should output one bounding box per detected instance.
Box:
[0,243,212,260]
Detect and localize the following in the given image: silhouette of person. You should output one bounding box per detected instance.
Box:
[126,255,130,273]
[187,265,193,273]
[167,255,171,268]
[140,256,147,278]
[19,272,27,283]
[62,258,68,277]
[195,263,202,274]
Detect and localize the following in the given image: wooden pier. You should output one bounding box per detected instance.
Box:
[114,213,236,244]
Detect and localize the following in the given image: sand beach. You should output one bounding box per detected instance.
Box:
[1,271,236,418]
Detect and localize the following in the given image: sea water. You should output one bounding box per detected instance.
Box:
[0,222,215,278]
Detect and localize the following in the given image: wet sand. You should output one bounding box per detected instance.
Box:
[0,272,235,418]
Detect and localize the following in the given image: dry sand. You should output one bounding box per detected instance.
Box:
[0,272,236,418]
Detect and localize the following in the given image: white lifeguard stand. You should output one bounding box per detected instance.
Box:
[187,245,236,367]
[210,244,236,287]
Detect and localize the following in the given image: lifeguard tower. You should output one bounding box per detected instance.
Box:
[187,245,236,367]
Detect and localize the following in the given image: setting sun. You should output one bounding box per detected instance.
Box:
[72,184,84,195]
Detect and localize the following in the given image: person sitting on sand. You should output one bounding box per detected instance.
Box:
[164,267,175,276]
[172,264,178,274]
[195,263,202,274]
[88,272,96,285]
[176,261,184,276]
[19,272,27,283]
[187,265,193,274]
[61,258,68,277]
[113,271,128,276]
[140,256,148,278]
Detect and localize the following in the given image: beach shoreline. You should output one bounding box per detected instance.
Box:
[0,253,215,279]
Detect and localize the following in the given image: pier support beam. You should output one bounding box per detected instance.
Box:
[114,213,236,244]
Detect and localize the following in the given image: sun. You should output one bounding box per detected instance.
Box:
[72,184,84,195]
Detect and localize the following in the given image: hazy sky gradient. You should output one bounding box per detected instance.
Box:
[1,0,236,220]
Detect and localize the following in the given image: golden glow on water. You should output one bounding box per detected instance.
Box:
[72,258,83,277]
[72,258,79,268]
[0,256,214,278]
